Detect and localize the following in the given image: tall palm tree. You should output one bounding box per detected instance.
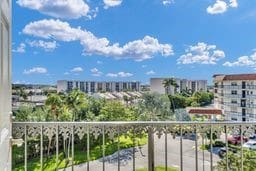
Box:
[45,93,63,157]
[162,78,178,113]
[162,78,178,95]
[65,89,86,121]
[45,93,63,121]
[162,78,172,94]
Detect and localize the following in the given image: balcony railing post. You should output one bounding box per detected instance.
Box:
[148,126,154,171]
[56,124,59,170]
[240,125,244,171]
[71,125,74,171]
[87,125,90,171]
[202,134,205,171]
[132,126,136,171]
[225,125,228,171]
[117,126,120,171]
[24,125,27,171]
[180,125,183,171]
[164,124,168,171]
[102,125,105,171]
[195,125,198,171]
[40,125,43,171]
[210,124,213,171]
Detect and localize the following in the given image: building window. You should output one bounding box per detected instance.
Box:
[231,82,237,86]
[230,106,237,112]
[231,100,237,104]
[116,83,120,92]
[80,82,85,92]
[91,82,95,93]
[67,81,73,92]
[98,83,103,92]
[231,90,237,95]
[131,82,137,91]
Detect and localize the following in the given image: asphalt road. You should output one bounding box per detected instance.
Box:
[61,134,220,171]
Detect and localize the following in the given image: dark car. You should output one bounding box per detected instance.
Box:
[218,147,237,158]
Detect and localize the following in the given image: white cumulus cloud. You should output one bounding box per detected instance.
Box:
[162,0,174,6]
[13,43,26,53]
[146,70,156,75]
[70,67,83,72]
[91,68,103,76]
[27,40,57,51]
[103,0,122,9]
[223,51,256,68]
[23,67,47,74]
[97,60,103,64]
[106,72,133,78]
[178,42,225,65]
[16,0,90,19]
[207,0,238,15]
[23,19,173,61]
[229,0,238,8]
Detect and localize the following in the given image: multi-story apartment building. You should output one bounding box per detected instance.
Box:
[57,80,140,93]
[150,78,207,94]
[213,74,256,121]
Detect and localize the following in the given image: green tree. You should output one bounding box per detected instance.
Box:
[217,150,256,170]
[97,101,135,121]
[163,78,178,113]
[65,89,87,121]
[45,93,63,121]
[17,87,28,101]
[162,78,178,95]
[136,92,174,121]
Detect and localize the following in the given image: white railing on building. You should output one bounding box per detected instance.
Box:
[12,121,256,171]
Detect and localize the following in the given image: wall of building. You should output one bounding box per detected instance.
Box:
[57,80,141,93]
[214,76,256,121]
[0,1,12,170]
[150,78,207,94]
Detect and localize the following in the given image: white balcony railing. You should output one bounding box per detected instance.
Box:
[12,121,256,171]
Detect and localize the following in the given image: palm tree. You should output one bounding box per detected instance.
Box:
[162,78,178,113]
[162,78,172,95]
[65,89,86,121]
[18,87,28,101]
[162,78,178,95]
[45,93,63,121]
[45,93,63,157]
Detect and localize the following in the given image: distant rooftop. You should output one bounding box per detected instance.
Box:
[188,108,223,115]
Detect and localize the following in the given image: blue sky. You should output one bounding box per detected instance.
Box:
[12,0,256,85]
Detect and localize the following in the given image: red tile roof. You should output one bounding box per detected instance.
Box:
[213,74,256,81]
[188,108,223,115]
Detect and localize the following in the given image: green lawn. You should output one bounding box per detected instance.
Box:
[13,135,147,171]
[136,166,179,171]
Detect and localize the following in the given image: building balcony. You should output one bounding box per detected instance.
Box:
[11,121,256,171]
[215,85,256,89]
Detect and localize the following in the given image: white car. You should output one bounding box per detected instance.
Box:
[243,140,256,150]
[249,134,256,140]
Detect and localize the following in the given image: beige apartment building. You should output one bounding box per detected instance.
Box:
[57,80,140,93]
[213,74,256,121]
[150,78,207,94]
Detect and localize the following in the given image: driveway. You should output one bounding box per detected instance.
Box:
[61,134,220,171]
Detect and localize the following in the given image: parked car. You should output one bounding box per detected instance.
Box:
[242,140,256,150]
[228,136,248,145]
[218,147,237,158]
[249,134,256,140]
